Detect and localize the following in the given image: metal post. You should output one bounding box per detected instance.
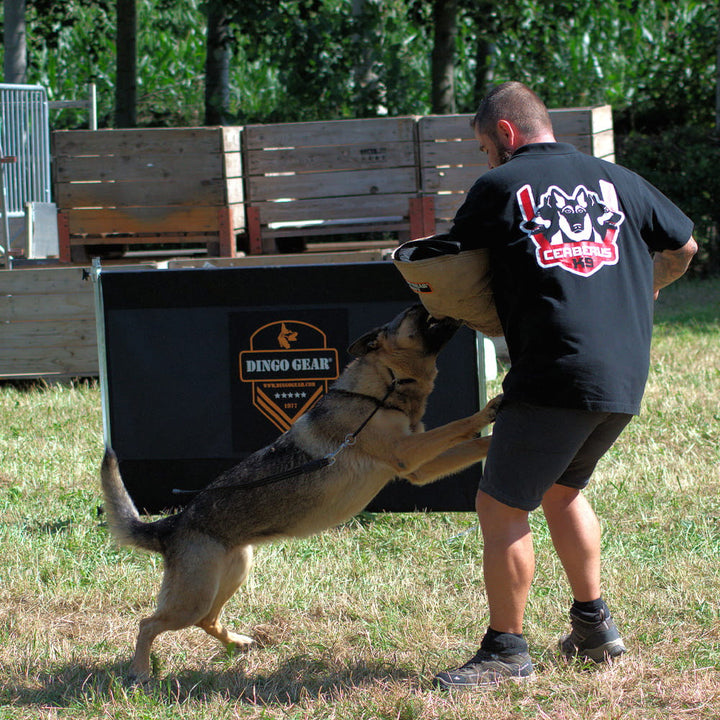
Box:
[91,257,112,447]
[0,150,17,268]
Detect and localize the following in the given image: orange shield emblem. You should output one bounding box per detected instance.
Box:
[239,320,339,432]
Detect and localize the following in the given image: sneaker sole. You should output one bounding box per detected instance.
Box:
[561,637,626,663]
[433,672,535,691]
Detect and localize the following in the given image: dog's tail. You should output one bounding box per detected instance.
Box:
[101,447,166,553]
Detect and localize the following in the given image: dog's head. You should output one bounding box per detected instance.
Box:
[348,304,460,361]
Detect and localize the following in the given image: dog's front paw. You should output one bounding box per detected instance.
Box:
[484,393,504,422]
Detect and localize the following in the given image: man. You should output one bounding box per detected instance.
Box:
[433,82,697,689]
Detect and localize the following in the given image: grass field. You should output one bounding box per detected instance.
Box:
[1,278,719,719]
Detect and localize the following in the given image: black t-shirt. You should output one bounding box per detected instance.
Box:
[449,142,693,414]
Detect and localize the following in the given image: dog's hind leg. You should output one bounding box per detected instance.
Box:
[128,535,228,681]
[196,544,256,650]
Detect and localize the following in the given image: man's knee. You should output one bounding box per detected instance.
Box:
[476,488,529,526]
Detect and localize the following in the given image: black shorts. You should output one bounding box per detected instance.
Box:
[479,401,633,511]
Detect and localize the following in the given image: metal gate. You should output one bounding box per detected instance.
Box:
[0,83,51,216]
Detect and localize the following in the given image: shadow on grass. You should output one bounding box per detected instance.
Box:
[4,653,417,709]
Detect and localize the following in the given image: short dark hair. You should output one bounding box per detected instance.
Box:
[472,82,553,139]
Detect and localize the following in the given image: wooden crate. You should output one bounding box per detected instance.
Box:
[243,117,422,254]
[0,267,98,378]
[52,127,245,261]
[418,105,615,234]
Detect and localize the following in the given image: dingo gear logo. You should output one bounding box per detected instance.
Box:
[239,320,339,432]
[517,180,625,277]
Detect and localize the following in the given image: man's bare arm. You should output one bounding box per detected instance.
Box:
[653,236,698,299]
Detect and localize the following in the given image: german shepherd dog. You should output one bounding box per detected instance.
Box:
[101,304,501,681]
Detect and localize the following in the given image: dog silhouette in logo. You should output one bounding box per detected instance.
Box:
[277,323,298,349]
[522,185,624,245]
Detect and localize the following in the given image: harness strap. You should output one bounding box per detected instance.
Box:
[172,370,416,497]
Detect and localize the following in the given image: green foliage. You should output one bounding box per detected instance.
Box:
[617,126,720,276]
[454,0,717,127]
[9,0,718,130]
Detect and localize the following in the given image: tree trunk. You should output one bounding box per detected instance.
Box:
[115,0,137,127]
[431,0,457,114]
[3,0,27,84]
[205,0,231,125]
[473,37,496,108]
[716,9,720,135]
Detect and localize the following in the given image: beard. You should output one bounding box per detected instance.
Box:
[496,143,513,166]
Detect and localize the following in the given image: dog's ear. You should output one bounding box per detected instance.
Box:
[348,327,382,357]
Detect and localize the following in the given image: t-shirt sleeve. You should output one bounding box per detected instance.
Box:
[628,173,694,253]
[447,177,512,251]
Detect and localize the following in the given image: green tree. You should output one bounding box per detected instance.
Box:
[3,0,26,83]
[115,0,137,127]
[204,0,231,125]
[431,0,458,113]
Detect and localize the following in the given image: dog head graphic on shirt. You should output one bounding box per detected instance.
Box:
[517,182,626,277]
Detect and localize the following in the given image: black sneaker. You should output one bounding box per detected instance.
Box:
[560,606,626,663]
[433,648,534,689]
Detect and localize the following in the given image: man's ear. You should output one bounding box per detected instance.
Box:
[348,328,382,357]
[497,118,520,148]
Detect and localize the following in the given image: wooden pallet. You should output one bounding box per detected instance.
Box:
[418,105,615,235]
[242,116,425,254]
[52,127,245,262]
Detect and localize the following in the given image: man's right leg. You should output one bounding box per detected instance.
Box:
[433,490,535,689]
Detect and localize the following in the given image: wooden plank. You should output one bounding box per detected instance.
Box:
[53,153,226,183]
[226,178,244,205]
[243,116,417,150]
[246,142,416,175]
[422,165,488,193]
[247,167,418,202]
[55,177,227,209]
[250,193,413,225]
[229,202,245,232]
[417,115,475,142]
[590,128,615,159]
[264,220,408,239]
[0,343,99,378]
[0,267,92,295]
[430,193,468,220]
[420,139,485,167]
[220,126,242,153]
[52,127,230,157]
[550,105,613,135]
[168,248,389,268]
[65,206,221,235]
[69,233,221,247]
[418,107,613,141]
[421,132,612,178]
[223,151,242,179]
[0,318,96,346]
[0,291,94,322]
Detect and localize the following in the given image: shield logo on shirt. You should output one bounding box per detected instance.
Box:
[517,181,625,277]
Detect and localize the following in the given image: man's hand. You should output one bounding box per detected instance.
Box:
[653,236,698,300]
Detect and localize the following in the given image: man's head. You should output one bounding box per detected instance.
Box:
[472,82,555,168]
